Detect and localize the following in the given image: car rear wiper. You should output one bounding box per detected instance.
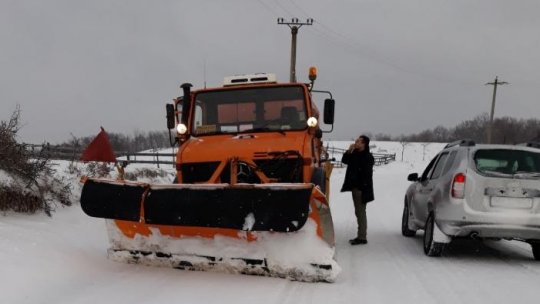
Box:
[513,172,540,178]
[482,170,514,177]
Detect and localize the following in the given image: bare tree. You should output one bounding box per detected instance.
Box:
[421,142,431,161]
[400,140,410,161]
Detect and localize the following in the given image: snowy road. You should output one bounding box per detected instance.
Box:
[2,142,540,304]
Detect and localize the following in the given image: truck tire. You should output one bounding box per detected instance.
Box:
[401,199,416,237]
[311,168,326,194]
[423,212,445,257]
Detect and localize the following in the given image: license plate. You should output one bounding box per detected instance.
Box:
[490,196,533,209]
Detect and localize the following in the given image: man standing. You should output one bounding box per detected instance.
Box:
[341,135,375,245]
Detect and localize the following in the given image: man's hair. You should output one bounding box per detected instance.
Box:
[359,135,370,151]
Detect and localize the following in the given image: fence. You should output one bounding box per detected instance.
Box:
[118,152,175,168]
[325,146,396,167]
[24,143,395,169]
[23,144,176,168]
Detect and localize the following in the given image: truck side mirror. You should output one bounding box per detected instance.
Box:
[166,104,175,129]
[323,99,335,124]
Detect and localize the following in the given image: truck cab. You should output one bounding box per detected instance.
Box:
[167,72,335,189]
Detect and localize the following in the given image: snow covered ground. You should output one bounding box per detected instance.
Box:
[2,141,540,304]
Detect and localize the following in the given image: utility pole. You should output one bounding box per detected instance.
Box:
[277,18,313,82]
[485,76,509,144]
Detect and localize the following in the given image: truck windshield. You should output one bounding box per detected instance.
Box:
[474,149,540,178]
[192,86,307,135]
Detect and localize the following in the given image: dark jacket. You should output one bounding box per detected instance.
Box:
[340,149,375,203]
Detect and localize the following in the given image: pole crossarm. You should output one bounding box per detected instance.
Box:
[277,17,314,28]
[485,81,509,86]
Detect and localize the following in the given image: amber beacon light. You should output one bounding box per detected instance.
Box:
[309,66,317,81]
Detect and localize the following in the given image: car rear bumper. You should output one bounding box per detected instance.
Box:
[436,201,540,240]
[438,222,540,240]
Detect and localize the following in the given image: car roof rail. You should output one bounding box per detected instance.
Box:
[444,139,476,149]
[516,142,540,149]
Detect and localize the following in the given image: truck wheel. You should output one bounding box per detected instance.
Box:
[311,168,326,194]
[423,212,445,257]
[530,241,540,261]
[401,199,416,237]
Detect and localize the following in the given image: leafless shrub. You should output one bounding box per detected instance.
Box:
[0,184,42,214]
[124,168,170,180]
[84,162,112,178]
[0,106,72,216]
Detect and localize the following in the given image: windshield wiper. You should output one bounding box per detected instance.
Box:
[195,131,233,136]
[240,127,286,136]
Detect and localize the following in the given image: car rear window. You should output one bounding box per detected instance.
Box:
[474,149,540,178]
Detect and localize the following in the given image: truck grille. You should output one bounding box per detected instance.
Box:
[180,162,220,183]
[255,159,303,183]
[179,158,303,184]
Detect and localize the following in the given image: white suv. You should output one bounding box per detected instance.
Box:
[402,140,540,258]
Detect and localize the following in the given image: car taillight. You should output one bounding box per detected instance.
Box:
[451,173,466,198]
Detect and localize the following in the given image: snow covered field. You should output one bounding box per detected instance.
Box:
[2,141,540,304]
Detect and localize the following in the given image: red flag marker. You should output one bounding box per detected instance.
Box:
[80,127,117,163]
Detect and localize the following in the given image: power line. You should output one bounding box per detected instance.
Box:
[273,0,294,18]
[255,0,281,17]
[258,0,477,87]
[288,0,310,18]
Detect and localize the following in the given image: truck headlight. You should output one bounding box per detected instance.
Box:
[176,123,187,134]
[307,117,318,127]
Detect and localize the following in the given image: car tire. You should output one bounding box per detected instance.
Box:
[530,241,540,261]
[423,212,445,257]
[401,199,416,237]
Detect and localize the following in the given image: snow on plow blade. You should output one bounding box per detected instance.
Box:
[80,177,340,282]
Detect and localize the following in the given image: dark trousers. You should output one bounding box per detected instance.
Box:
[352,188,367,240]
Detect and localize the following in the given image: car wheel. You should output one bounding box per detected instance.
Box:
[530,241,540,261]
[401,199,416,237]
[423,212,445,257]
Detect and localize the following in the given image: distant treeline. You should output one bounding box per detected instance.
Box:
[64,130,171,152]
[63,113,540,150]
[366,113,540,144]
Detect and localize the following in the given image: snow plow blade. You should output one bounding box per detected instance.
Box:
[80,179,146,222]
[80,177,340,282]
[81,178,312,232]
[145,186,312,232]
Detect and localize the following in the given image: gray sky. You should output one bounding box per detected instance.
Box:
[2,0,540,143]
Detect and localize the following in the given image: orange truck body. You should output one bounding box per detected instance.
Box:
[80,75,339,281]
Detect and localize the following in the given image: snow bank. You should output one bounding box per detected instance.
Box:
[5,141,540,304]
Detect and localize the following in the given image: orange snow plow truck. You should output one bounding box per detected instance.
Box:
[80,70,340,282]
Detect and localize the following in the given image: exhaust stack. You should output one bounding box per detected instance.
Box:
[180,83,192,125]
